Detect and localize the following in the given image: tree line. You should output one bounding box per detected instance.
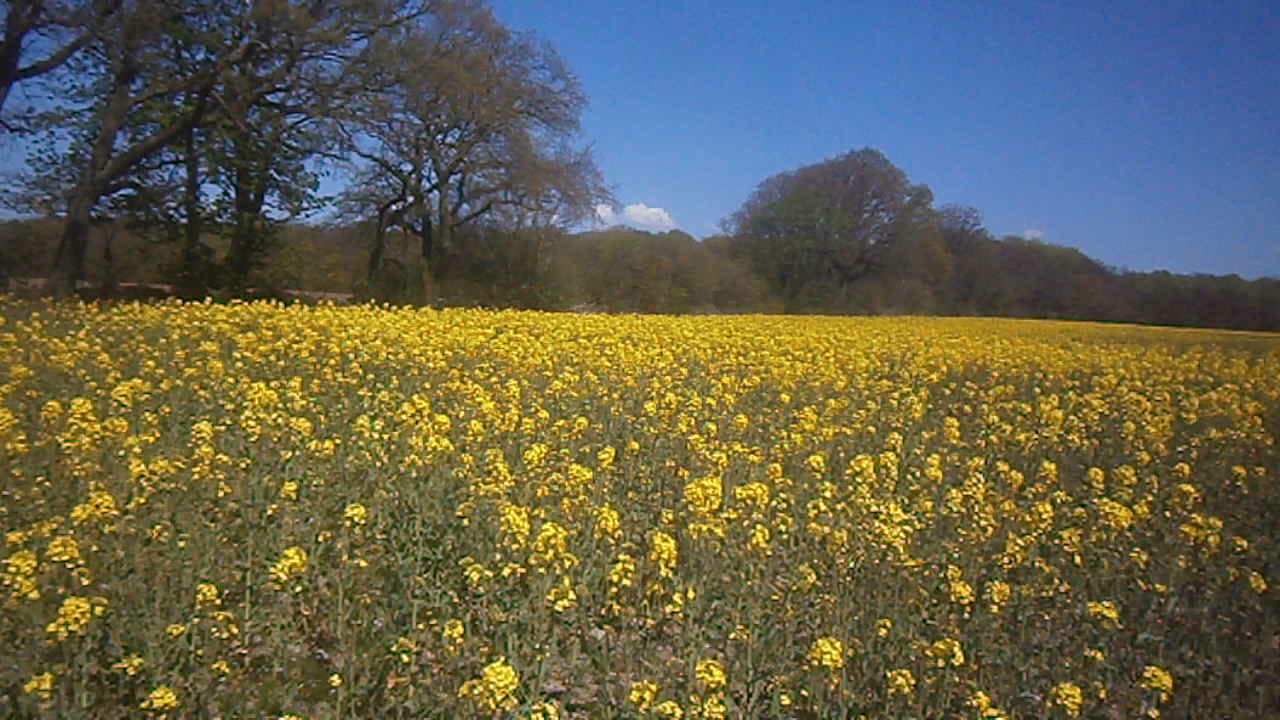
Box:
[4,207,1278,332]
[2,3,1276,331]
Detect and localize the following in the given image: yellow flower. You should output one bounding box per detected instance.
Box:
[946,564,975,606]
[2,548,40,600]
[698,692,728,720]
[807,636,845,670]
[1139,665,1174,703]
[546,575,578,612]
[886,668,915,695]
[969,690,1009,719]
[1049,682,1084,718]
[733,481,770,508]
[530,521,574,569]
[596,445,616,468]
[500,504,533,547]
[649,531,678,577]
[46,595,106,640]
[608,553,637,590]
[270,546,308,584]
[986,580,1011,612]
[46,535,80,564]
[23,671,54,699]
[1086,600,1122,628]
[343,503,368,527]
[390,635,417,663]
[594,504,621,540]
[112,654,145,676]
[924,637,965,667]
[683,474,723,515]
[166,623,187,638]
[279,480,299,500]
[442,618,465,650]
[654,700,684,719]
[5,548,38,575]
[458,657,521,712]
[792,562,818,591]
[629,680,659,710]
[748,523,771,553]
[329,673,343,688]
[876,618,892,637]
[1248,570,1268,593]
[195,582,221,608]
[806,453,827,474]
[695,658,727,691]
[140,685,180,711]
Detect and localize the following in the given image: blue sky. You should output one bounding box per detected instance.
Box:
[488,0,1280,278]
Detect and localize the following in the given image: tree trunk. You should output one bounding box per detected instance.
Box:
[367,198,403,286]
[178,124,206,296]
[100,224,117,299]
[47,18,134,298]
[368,225,387,286]
[49,193,96,297]
[226,147,268,289]
[226,161,252,288]
[417,223,435,305]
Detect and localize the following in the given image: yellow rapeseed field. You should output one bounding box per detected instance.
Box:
[1,298,1277,718]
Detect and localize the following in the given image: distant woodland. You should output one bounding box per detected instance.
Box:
[3,211,1278,332]
[2,1,1277,331]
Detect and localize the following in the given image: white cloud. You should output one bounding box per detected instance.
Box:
[595,202,678,232]
[1023,228,1044,240]
[593,204,617,224]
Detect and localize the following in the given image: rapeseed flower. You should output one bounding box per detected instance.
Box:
[546,575,578,612]
[924,637,964,667]
[195,582,221,608]
[442,618,465,649]
[695,658,727,691]
[650,531,678,577]
[46,595,106,640]
[45,535,80,564]
[886,668,915,695]
[458,657,520,712]
[654,700,683,718]
[969,690,1009,719]
[1086,600,1122,629]
[112,654,145,676]
[807,636,845,670]
[1049,682,1083,717]
[629,680,659,710]
[270,546,308,584]
[140,685,180,711]
[23,671,54,699]
[1139,665,1174,702]
[343,503,368,527]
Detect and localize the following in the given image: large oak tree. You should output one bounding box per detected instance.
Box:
[724,147,945,311]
